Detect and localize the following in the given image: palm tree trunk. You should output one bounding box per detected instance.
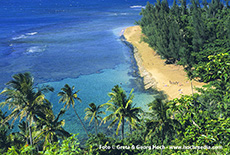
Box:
[129,122,132,134]
[95,119,98,135]
[27,114,33,146]
[122,117,124,139]
[28,120,33,146]
[73,107,89,137]
[25,120,29,145]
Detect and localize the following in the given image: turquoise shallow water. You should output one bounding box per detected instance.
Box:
[0,0,218,142]
[42,54,155,139]
[0,0,159,140]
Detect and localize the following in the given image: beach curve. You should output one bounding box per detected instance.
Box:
[122,25,204,100]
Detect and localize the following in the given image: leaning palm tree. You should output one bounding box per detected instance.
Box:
[58,84,89,137]
[84,103,105,135]
[101,85,140,139]
[0,72,53,146]
[34,108,70,150]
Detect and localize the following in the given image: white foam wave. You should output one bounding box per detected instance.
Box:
[26,32,38,36]
[120,13,128,15]
[12,32,38,40]
[26,46,45,53]
[130,5,145,9]
[110,13,118,16]
[12,35,27,40]
[108,12,129,16]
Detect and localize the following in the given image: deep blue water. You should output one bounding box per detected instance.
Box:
[0,0,158,139]
[0,0,149,84]
[0,0,215,86]
[0,0,215,139]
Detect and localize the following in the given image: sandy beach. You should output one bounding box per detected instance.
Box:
[123,26,204,100]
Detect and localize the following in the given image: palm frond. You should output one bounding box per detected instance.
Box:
[84,114,93,121]
[97,111,106,115]
[101,113,115,124]
[89,112,96,125]
[115,117,122,135]
[108,117,119,129]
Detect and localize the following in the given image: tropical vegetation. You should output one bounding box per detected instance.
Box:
[58,84,89,137]
[1,0,230,154]
[84,102,105,135]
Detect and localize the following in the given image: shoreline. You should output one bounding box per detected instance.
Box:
[122,26,204,100]
[120,35,156,90]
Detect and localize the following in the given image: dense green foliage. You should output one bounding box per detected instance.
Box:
[138,0,230,68]
[1,66,230,154]
[1,1,230,154]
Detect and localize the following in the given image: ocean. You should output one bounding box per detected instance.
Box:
[0,0,212,140]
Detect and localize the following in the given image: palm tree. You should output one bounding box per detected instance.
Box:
[58,84,89,137]
[0,72,53,146]
[34,108,70,150]
[146,98,180,155]
[84,103,105,135]
[10,121,35,149]
[101,85,141,139]
[126,103,143,134]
